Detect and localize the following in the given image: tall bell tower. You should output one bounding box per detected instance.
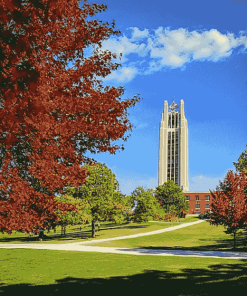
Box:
[158,99,189,191]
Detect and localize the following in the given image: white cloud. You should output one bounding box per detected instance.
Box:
[130,27,149,40]
[98,27,247,80]
[146,27,246,71]
[103,66,138,82]
[100,35,147,63]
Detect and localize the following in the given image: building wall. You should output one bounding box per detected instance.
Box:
[183,191,212,214]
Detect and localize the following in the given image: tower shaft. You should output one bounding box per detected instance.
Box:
[158,99,188,191]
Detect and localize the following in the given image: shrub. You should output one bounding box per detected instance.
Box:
[164,213,178,222]
[154,214,161,221]
[180,209,187,218]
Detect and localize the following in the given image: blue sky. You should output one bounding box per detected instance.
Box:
[80,0,247,195]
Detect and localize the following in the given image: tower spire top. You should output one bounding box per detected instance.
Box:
[168,98,179,113]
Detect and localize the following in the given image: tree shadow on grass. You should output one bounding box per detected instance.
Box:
[138,236,247,253]
[1,261,247,296]
[0,225,147,243]
[0,231,93,243]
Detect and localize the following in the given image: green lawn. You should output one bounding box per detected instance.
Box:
[0,216,199,244]
[0,248,247,296]
[88,221,247,252]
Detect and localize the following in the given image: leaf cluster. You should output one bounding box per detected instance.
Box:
[233,145,247,175]
[56,194,91,226]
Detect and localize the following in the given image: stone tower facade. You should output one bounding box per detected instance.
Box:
[158,99,189,191]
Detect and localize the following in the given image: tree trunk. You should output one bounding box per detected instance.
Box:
[92,219,96,238]
[39,229,44,239]
[233,230,236,249]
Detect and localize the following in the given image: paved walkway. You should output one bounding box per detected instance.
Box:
[74,219,205,245]
[1,220,247,259]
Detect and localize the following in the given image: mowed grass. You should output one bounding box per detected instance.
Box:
[88,221,247,252]
[1,248,247,295]
[0,216,199,244]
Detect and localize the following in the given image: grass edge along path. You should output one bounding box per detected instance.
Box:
[1,220,247,260]
[0,217,200,244]
[2,240,247,260]
[0,222,176,244]
[76,219,205,245]
[0,220,205,247]
[87,219,247,253]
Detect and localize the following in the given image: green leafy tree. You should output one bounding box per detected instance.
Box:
[56,194,91,236]
[65,163,125,237]
[106,191,133,224]
[233,145,247,175]
[155,180,189,217]
[131,187,164,222]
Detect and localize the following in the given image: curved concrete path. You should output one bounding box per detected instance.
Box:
[1,220,247,259]
[74,219,205,245]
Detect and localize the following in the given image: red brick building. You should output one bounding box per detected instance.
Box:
[182,191,213,214]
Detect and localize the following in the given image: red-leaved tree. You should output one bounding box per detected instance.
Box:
[209,171,247,248]
[0,0,139,234]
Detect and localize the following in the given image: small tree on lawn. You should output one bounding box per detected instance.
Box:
[131,187,164,222]
[209,170,247,249]
[65,163,126,237]
[155,180,189,217]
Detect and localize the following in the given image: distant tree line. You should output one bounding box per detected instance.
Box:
[54,162,189,237]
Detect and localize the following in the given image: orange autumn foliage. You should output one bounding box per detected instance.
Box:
[164,213,177,221]
[0,0,139,233]
[210,171,247,233]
